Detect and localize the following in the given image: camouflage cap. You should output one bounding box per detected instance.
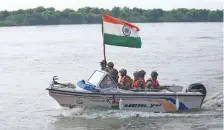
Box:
[133,71,139,77]
[119,68,127,75]
[107,62,114,68]
[151,71,158,77]
[138,70,146,78]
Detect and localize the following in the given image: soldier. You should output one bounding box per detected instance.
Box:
[146,71,160,89]
[107,62,119,84]
[99,60,109,72]
[132,71,145,90]
[118,68,133,90]
[137,70,146,89]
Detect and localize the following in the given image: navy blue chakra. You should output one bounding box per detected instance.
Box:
[122,25,131,36]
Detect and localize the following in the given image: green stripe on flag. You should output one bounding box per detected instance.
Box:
[103,33,142,48]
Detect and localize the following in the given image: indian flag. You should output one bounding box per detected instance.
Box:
[102,13,142,48]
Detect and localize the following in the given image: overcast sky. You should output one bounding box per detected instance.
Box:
[0,0,223,11]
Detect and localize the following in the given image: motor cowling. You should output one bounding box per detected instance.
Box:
[186,83,207,95]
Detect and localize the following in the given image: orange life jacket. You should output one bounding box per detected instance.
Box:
[120,75,132,85]
[132,79,146,88]
[147,79,159,88]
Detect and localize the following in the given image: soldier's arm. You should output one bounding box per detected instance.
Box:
[116,70,119,80]
[119,84,125,89]
[124,78,131,90]
[146,81,152,89]
[126,81,131,90]
[137,81,144,89]
[106,68,110,73]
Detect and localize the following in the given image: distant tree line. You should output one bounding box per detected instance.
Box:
[0,6,223,27]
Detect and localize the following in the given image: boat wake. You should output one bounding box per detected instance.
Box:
[60,106,87,117]
[59,107,222,119]
[202,92,223,109]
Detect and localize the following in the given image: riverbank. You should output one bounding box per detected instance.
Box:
[0,6,223,27]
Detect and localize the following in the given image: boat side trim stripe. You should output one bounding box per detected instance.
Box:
[48,91,205,98]
[47,89,205,96]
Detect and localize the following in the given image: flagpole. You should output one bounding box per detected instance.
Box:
[101,12,107,63]
[103,40,106,62]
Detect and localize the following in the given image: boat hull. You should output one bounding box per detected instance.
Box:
[47,88,205,113]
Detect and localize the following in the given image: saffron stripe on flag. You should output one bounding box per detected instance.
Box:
[102,13,140,31]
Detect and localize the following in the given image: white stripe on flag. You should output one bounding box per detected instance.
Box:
[103,21,139,37]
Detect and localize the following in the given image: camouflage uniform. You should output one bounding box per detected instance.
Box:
[135,80,145,90]
[118,68,132,90]
[138,70,146,89]
[107,62,119,84]
[132,71,145,90]
[146,71,159,89]
[145,81,152,89]
[99,60,109,72]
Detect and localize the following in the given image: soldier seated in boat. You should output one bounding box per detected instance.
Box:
[107,62,119,84]
[132,71,145,90]
[138,70,146,89]
[146,71,160,89]
[118,68,133,90]
[99,60,109,72]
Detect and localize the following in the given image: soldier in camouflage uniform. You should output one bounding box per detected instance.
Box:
[137,70,146,89]
[99,60,109,72]
[146,71,160,89]
[118,68,133,90]
[107,62,119,84]
[132,71,145,90]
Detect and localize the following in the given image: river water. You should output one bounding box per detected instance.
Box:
[0,23,223,130]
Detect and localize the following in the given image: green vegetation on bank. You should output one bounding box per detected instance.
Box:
[0,6,223,26]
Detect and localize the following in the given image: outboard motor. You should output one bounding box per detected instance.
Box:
[186,83,207,95]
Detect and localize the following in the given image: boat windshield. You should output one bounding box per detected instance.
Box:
[88,71,105,86]
[100,75,117,89]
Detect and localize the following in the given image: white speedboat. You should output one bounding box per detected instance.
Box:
[46,70,207,113]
